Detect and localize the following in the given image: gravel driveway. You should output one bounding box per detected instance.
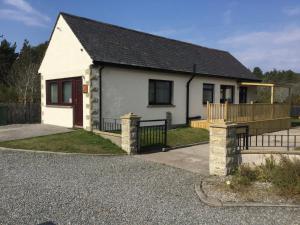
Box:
[0,150,299,225]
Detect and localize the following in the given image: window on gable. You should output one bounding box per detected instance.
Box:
[149,79,173,105]
[46,79,76,105]
[203,83,214,104]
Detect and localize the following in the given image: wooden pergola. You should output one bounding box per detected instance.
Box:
[239,82,292,104]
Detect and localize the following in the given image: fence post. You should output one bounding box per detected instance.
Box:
[224,101,228,122]
[250,101,254,121]
[166,112,172,129]
[209,122,239,176]
[287,128,290,151]
[121,113,141,154]
[207,101,210,122]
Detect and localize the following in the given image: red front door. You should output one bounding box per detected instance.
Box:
[74,78,83,126]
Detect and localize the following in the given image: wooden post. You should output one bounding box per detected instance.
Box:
[207,101,210,122]
[250,101,254,121]
[224,101,228,122]
[271,86,274,104]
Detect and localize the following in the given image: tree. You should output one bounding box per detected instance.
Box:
[0,39,18,85]
[9,40,47,104]
[252,67,263,79]
[254,68,300,104]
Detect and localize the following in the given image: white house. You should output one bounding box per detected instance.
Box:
[39,12,260,130]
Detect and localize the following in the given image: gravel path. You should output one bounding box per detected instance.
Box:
[0,150,299,225]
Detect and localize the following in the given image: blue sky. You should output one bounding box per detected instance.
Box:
[1,0,300,72]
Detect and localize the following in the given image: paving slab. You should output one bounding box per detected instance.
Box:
[136,144,209,175]
[0,124,72,141]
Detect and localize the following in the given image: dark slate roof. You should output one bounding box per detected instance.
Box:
[61,12,260,81]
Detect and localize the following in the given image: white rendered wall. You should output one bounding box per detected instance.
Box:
[42,107,73,128]
[39,15,93,129]
[102,67,242,124]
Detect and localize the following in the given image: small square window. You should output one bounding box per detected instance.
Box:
[149,79,173,105]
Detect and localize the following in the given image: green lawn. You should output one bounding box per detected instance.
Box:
[0,130,125,154]
[0,127,209,154]
[167,127,209,147]
[291,118,300,127]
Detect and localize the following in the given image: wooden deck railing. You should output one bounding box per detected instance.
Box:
[207,103,290,123]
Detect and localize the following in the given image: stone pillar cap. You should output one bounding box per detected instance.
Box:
[120,112,141,119]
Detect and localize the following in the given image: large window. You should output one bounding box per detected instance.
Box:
[220,85,234,103]
[149,79,173,105]
[46,79,75,105]
[203,83,214,104]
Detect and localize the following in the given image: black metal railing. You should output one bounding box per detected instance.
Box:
[137,119,167,153]
[94,118,121,132]
[236,125,249,151]
[237,127,300,151]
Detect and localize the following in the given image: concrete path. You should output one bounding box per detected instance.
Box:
[0,124,72,142]
[136,144,209,175]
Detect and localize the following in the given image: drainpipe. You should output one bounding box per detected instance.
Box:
[186,64,197,125]
[98,66,104,130]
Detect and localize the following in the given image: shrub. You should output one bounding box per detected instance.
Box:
[256,156,276,182]
[230,164,258,189]
[230,156,300,197]
[271,157,300,196]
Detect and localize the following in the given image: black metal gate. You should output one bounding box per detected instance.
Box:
[137,119,167,153]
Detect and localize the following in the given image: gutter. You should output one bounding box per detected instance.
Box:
[186,64,197,125]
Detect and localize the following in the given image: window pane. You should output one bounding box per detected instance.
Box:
[225,88,232,102]
[220,86,234,103]
[63,81,72,103]
[149,80,155,104]
[148,80,172,105]
[156,81,171,104]
[203,84,214,103]
[50,83,58,103]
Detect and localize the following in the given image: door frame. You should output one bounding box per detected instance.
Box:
[73,77,83,127]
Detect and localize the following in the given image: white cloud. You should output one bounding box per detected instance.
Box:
[218,27,300,72]
[283,6,300,16]
[0,0,50,27]
[4,0,33,13]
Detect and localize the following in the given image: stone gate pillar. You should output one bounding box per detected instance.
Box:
[209,122,239,176]
[121,113,141,154]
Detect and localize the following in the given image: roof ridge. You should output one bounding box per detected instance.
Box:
[60,11,228,54]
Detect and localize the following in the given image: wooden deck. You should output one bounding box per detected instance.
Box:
[190,119,210,129]
[190,103,291,131]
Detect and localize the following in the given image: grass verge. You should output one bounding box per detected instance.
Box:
[167,127,209,147]
[0,130,125,154]
[138,126,209,149]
